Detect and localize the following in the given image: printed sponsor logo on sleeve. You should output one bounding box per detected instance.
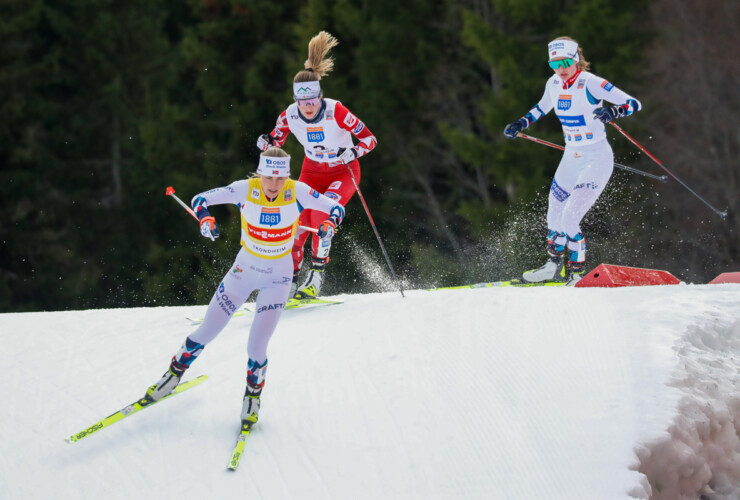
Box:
[343,112,358,128]
[352,122,365,135]
[309,189,320,199]
[251,188,261,199]
[601,81,614,91]
[325,192,341,202]
[328,181,342,190]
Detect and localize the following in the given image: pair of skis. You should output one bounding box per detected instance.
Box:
[428,279,566,291]
[186,297,342,324]
[65,375,253,471]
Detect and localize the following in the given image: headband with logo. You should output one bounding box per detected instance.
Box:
[257,154,291,177]
[293,80,321,100]
[547,39,580,62]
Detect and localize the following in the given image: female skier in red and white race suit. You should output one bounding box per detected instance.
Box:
[144,147,344,431]
[257,31,377,299]
[504,36,641,285]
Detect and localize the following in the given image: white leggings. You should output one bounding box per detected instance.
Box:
[188,248,293,365]
[547,141,614,261]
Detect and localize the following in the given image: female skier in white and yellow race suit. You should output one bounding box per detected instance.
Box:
[145,147,344,430]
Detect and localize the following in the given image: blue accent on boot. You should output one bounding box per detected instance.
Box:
[547,229,566,255]
[247,358,268,387]
[175,338,205,367]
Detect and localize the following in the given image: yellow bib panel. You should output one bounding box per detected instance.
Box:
[239,178,300,259]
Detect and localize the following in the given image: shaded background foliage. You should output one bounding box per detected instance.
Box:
[1,0,736,312]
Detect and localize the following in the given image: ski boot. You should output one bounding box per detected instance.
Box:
[294,258,328,300]
[522,254,566,283]
[564,233,586,286]
[565,272,583,286]
[564,259,586,287]
[145,358,187,402]
[145,338,204,402]
[241,358,267,430]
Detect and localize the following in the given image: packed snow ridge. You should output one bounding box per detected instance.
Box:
[1,283,738,499]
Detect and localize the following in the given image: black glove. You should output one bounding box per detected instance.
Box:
[593,106,622,124]
[503,118,528,139]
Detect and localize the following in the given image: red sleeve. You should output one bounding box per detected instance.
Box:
[269,110,291,147]
[333,102,377,158]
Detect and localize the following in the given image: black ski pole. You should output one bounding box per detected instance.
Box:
[610,122,728,220]
[517,133,668,183]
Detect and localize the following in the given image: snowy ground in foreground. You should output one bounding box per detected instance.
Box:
[2,284,739,500]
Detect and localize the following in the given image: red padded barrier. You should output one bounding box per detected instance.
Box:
[575,264,681,288]
[708,272,740,284]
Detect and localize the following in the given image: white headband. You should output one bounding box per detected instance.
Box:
[293,80,321,100]
[547,39,580,62]
[257,154,291,177]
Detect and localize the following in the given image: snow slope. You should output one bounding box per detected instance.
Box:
[2,284,739,499]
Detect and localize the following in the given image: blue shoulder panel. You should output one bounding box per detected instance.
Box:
[585,87,600,105]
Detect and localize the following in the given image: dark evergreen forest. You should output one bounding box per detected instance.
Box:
[2,0,737,312]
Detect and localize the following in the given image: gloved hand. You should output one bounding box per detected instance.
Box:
[256,134,275,151]
[317,219,336,239]
[503,118,528,139]
[317,205,345,239]
[192,200,220,240]
[199,214,220,239]
[329,205,344,226]
[593,106,621,124]
[336,147,358,164]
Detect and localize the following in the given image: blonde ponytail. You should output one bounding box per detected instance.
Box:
[294,31,339,83]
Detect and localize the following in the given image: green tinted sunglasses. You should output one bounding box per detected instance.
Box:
[549,58,575,69]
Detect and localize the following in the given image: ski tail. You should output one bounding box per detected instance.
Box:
[65,375,208,444]
[228,428,252,470]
